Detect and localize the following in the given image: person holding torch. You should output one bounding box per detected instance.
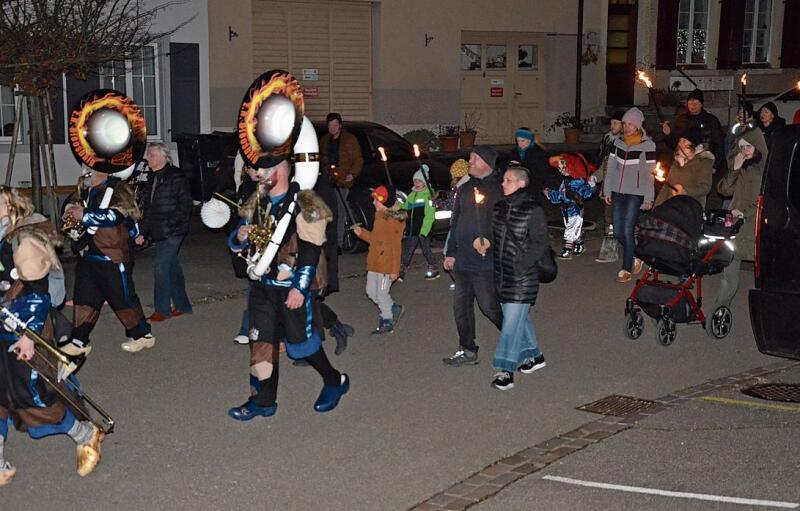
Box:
[654,125,714,209]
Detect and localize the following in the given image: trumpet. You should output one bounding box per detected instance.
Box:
[61,213,85,240]
[1,305,115,434]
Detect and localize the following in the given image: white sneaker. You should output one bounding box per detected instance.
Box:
[121,334,155,353]
[61,343,92,357]
[233,335,250,345]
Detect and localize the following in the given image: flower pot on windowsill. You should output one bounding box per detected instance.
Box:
[438,135,460,152]
[563,127,582,144]
[459,131,476,150]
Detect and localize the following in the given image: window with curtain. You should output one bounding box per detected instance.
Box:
[742,0,772,64]
[1,86,17,139]
[677,0,709,64]
[99,45,159,136]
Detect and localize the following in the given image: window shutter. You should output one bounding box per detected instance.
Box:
[655,0,680,69]
[781,0,800,68]
[717,0,745,70]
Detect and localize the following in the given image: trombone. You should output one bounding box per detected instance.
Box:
[1,306,115,434]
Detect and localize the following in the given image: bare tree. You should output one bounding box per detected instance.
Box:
[0,0,189,218]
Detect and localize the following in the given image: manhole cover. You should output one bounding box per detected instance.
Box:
[577,394,659,417]
[741,383,800,403]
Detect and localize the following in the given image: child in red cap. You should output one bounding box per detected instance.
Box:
[353,186,407,334]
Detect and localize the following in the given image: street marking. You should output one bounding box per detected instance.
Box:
[541,476,799,509]
[698,396,800,413]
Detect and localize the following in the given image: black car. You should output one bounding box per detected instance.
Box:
[749,124,800,360]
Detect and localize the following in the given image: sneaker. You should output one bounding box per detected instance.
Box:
[61,342,92,357]
[233,335,250,345]
[442,349,479,367]
[573,244,585,255]
[558,247,573,260]
[371,318,394,335]
[121,334,155,352]
[0,461,16,486]
[449,283,456,291]
[615,270,632,283]
[632,257,644,275]
[492,371,514,390]
[425,270,441,280]
[518,354,546,374]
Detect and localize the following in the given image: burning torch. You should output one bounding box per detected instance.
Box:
[377,146,394,188]
[636,70,664,123]
[472,187,490,256]
[412,143,435,195]
[652,162,678,192]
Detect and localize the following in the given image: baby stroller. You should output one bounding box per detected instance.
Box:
[623,195,743,345]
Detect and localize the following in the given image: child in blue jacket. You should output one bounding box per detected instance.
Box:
[544,153,597,259]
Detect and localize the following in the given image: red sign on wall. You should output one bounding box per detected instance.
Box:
[490,87,504,97]
[302,87,319,98]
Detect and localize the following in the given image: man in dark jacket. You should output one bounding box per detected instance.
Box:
[139,142,193,321]
[662,89,725,173]
[442,145,504,367]
[489,165,549,390]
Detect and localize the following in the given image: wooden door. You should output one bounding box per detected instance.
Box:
[606,3,638,105]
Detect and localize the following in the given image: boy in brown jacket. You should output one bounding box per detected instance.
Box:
[353,186,407,334]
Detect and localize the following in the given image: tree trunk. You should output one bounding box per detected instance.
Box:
[32,95,59,226]
[4,93,24,186]
[27,96,43,212]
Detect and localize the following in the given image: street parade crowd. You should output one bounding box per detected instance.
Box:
[0,69,787,486]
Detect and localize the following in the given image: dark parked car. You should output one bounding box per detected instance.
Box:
[749,124,800,360]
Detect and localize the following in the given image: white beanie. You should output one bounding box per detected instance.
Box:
[413,164,430,183]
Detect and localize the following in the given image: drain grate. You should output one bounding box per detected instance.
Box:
[577,394,659,417]
[741,383,800,403]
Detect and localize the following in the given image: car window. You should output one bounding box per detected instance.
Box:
[367,126,414,161]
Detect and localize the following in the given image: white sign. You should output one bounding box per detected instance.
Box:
[491,79,504,86]
[302,68,319,81]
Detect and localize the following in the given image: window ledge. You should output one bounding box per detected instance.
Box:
[670,67,783,76]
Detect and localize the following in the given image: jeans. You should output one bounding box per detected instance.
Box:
[453,270,503,351]
[611,192,644,272]
[492,302,541,373]
[153,235,192,316]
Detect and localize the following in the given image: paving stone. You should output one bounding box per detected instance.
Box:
[486,471,525,487]
[517,446,547,458]
[550,445,580,458]
[566,438,594,449]
[577,421,609,434]
[498,455,528,467]
[560,428,585,439]
[464,484,502,501]
[427,493,457,507]
[535,437,569,450]
[480,463,511,477]
[443,482,479,497]
[441,498,475,510]
[412,504,443,511]
[585,429,616,441]
[510,463,540,475]
[528,450,564,465]
[463,474,493,486]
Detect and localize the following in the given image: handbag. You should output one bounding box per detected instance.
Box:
[537,247,558,284]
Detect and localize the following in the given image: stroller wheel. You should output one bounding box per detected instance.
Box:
[708,306,732,339]
[624,310,644,340]
[656,318,676,346]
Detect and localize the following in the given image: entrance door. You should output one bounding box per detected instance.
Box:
[460,32,546,144]
[169,42,200,136]
[606,2,638,105]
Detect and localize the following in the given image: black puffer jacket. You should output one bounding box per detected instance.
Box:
[140,164,192,241]
[492,187,549,304]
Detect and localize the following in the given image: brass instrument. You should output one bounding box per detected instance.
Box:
[238,194,275,263]
[1,305,115,434]
[61,213,85,240]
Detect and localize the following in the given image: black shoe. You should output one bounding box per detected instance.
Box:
[558,247,573,260]
[518,354,546,374]
[573,244,585,255]
[329,321,353,356]
[492,371,514,390]
[442,349,479,367]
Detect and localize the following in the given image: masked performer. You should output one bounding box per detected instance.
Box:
[226,70,349,420]
[0,231,104,485]
[60,90,153,356]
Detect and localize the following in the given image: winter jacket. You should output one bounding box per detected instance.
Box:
[665,108,726,172]
[404,187,435,237]
[445,168,505,272]
[757,102,787,150]
[319,129,364,189]
[356,208,406,275]
[508,144,551,195]
[603,135,657,203]
[654,148,714,209]
[718,128,769,261]
[492,187,549,304]
[140,164,192,242]
[546,177,595,218]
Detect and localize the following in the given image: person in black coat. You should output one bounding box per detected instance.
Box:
[139,142,193,321]
[508,127,551,195]
[661,89,725,173]
[756,101,786,149]
[488,165,549,390]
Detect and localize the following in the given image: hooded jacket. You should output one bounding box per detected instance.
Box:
[654,146,715,209]
[718,128,769,261]
[756,102,786,149]
[492,187,549,304]
[404,186,435,237]
[603,134,656,203]
[355,207,407,275]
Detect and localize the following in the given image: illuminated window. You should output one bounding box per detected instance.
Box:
[677,0,709,64]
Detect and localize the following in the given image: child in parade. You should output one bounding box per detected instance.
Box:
[544,153,597,259]
[353,185,407,334]
[399,164,439,282]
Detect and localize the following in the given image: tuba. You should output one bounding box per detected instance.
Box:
[233,70,319,279]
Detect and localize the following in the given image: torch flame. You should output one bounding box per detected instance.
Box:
[378,146,387,162]
[413,144,420,158]
[797,80,800,91]
[474,187,486,204]
[653,162,667,182]
[740,73,748,86]
[636,70,653,89]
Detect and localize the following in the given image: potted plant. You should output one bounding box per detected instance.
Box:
[437,124,460,152]
[547,112,583,144]
[404,128,440,152]
[459,111,481,150]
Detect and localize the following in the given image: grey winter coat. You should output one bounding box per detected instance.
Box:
[603,135,657,203]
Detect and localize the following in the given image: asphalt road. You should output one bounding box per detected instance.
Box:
[2,215,793,511]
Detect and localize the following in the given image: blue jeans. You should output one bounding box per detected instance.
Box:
[611,192,644,272]
[492,302,541,373]
[153,235,192,316]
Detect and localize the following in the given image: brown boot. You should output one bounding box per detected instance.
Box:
[0,462,16,485]
[76,424,104,477]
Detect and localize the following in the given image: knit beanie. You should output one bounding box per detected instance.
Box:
[681,125,704,146]
[611,110,625,121]
[622,107,644,130]
[13,237,52,281]
[687,88,704,104]
[471,145,498,169]
[514,128,533,140]
[413,164,430,183]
